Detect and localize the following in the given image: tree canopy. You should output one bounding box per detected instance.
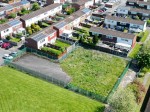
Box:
[136,40,150,67]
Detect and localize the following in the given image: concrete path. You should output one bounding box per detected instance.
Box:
[120,69,136,88]
[143,73,150,86]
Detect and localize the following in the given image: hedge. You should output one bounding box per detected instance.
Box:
[41,47,62,56]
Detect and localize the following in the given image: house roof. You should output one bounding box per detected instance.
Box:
[32,33,47,42]
[0,19,22,31]
[29,26,56,42]
[20,3,61,21]
[138,1,150,6]
[11,0,29,7]
[105,15,145,25]
[89,27,136,39]
[54,8,91,29]
[130,8,150,14]
[0,0,29,12]
[72,0,90,6]
[117,6,131,10]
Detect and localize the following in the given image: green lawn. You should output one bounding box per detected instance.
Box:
[61,47,127,97]
[55,40,70,48]
[0,67,105,112]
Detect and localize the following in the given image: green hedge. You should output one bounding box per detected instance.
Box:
[41,47,62,56]
[140,30,149,42]
[128,44,142,58]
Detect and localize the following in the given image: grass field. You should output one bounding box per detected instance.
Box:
[0,67,105,112]
[61,47,127,97]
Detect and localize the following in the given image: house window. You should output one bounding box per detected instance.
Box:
[40,39,45,43]
[121,38,128,42]
[106,35,113,39]
[44,12,48,15]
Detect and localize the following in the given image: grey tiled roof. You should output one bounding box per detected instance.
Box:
[20,3,61,21]
[90,27,136,39]
[105,15,145,25]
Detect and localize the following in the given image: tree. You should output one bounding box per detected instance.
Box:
[136,40,150,67]
[31,2,40,11]
[108,88,137,112]
[93,35,99,45]
[8,13,16,19]
[147,19,150,26]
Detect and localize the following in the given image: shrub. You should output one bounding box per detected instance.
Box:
[41,47,62,56]
[27,29,32,35]
[6,36,11,40]
[138,73,145,77]
[8,13,16,19]
[129,80,146,104]
[108,88,137,112]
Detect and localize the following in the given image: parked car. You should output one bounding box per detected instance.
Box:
[3,54,13,60]
[1,42,12,49]
[10,52,17,56]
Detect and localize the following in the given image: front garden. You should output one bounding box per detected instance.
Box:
[61,47,127,97]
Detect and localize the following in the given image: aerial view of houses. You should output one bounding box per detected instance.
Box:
[0,0,150,112]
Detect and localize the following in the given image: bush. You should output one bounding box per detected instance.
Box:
[8,13,16,19]
[108,89,137,112]
[129,80,146,104]
[27,29,32,35]
[41,47,62,56]
[138,73,145,77]
[6,36,11,40]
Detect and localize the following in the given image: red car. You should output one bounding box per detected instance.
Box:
[1,42,11,49]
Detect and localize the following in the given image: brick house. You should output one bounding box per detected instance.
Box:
[25,26,57,49]
[116,6,150,19]
[53,8,91,37]
[71,0,93,10]
[126,0,150,10]
[104,15,147,32]
[0,0,30,19]
[89,27,137,50]
[46,0,67,5]
[20,3,62,27]
[0,0,21,4]
[0,19,23,39]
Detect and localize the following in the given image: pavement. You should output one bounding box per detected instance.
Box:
[120,69,136,88]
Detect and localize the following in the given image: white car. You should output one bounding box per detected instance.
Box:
[3,54,13,60]
[10,52,17,56]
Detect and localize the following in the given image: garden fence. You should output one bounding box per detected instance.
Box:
[3,44,131,104]
[106,61,131,102]
[5,60,68,87]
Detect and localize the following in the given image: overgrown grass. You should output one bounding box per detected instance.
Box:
[128,44,142,58]
[61,47,127,97]
[0,67,105,112]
